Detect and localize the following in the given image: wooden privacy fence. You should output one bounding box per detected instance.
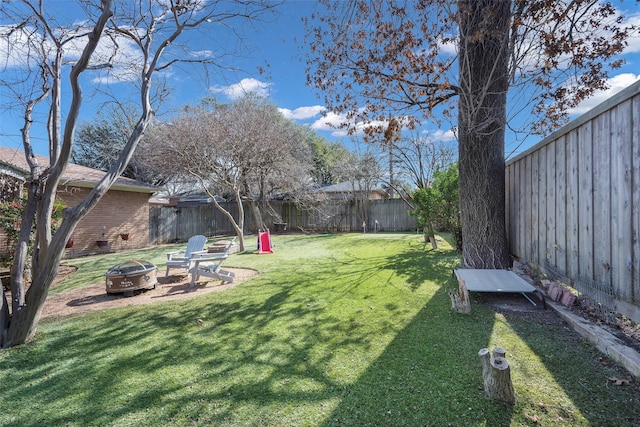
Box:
[506,80,640,323]
[150,198,417,244]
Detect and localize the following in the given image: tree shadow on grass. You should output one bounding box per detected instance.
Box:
[319,287,513,426]
[475,294,640,426]
[0,235,509,426]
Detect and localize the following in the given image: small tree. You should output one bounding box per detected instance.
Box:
[431,164,461,251]
[410,187,439,249]
[74,106,168,186]
[410,163,461,250]
[151,96,314,250]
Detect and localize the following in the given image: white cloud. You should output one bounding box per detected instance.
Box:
[568,73,640,115]
[438,37,457,55]
[209,78,272,100]
[310,111,348,135]
[0,23,145,85]
[619,11,640,54]
[0,24,48,68]
[310,111,397,138]
[279,105,325,120]
[429,129,457,142]
[311,111,437,139]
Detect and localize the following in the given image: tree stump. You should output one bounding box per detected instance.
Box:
[478,347,515,404]
[448,278,471,314]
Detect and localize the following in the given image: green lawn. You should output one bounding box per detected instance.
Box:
[1,233,639,426]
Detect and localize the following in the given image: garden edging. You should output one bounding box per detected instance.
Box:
[547,300,640,378]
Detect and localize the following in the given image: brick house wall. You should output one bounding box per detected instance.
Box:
[0,147,158,261]
[58,186,151,257]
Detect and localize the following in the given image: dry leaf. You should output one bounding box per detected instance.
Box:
[525,414,541,423]
[607,376,631,386]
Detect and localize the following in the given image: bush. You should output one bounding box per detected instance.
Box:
[0,198,66,268]
[410,163,462,250]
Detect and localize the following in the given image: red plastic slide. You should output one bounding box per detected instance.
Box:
[257,230,273,254]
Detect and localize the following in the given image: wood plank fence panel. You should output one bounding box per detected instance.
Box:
[522,155,531,260]
[506,80,640,323]
[151,199,418,244]
[515,156,523,259]
[538,147,547,265]
[512,161,520,257]
[505,163,513,251]
[632,95,640,316]
[507,163,518,256]
[369,199,414,232]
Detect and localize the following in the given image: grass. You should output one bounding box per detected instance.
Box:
[1,232,639,426]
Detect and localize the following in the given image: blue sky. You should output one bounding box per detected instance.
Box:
[1,0,639,160]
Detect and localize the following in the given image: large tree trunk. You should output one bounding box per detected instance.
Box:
[457,0,513,269]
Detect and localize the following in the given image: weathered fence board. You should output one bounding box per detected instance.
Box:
[520,155,529,261]
[545,143,556,268]
[578,122,594,282]
[555,137,567,273]
[538,147,547,265]
[509,165,516,254]
[530,151,539,266]
[506,80,640,323]
[631,95,640,318]
[611,101,633,302]
[592,112,612,292]
[566,129,580,279]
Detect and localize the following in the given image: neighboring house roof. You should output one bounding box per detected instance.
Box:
[0,146,157,193]
[317,181,390,198]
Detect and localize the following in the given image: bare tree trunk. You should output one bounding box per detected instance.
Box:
[457,0,513,269]
[9,182,39,312]
[424,222,437,249]
[207,188,246,252]
[4,260,63,347]
[0,281,8,344]
[249,200,266,232]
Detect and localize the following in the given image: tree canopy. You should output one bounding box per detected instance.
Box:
[146,95,314,250]
[306,0,636,136]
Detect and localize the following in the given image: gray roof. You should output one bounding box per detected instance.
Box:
[0,146,157,193]
[318,181,387,195]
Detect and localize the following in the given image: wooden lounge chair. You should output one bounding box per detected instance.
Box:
[188,237,237,287]
[165,235,207,277]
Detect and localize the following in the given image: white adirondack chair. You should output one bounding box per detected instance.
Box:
[164,235,207,277]
[188,237,237,287]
